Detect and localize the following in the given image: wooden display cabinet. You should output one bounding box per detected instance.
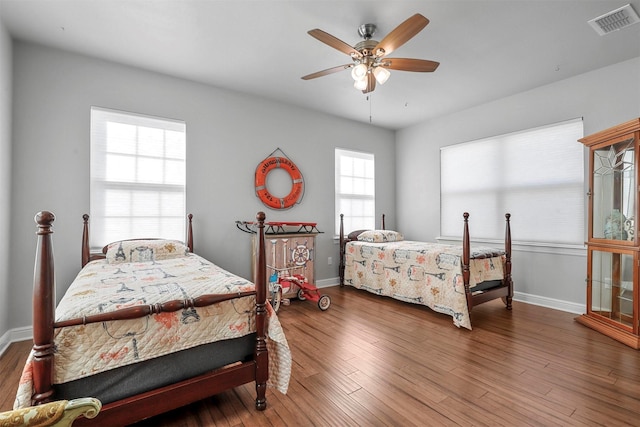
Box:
[576,118,640,349]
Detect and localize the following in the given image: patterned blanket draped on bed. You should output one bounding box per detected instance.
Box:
[344,241,505,329]
[14,253,291,409]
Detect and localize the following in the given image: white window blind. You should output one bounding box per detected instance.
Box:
[90,107,186,249]
[440,118,584,245]
[335,148,375,235]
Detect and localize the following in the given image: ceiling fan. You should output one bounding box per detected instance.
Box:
[301,13,439,94]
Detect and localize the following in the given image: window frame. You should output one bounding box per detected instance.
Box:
[335,148,376,236]
[90,106,187,250]
[440,118,584,246]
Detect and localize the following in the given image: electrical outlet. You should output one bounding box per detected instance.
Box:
[328,257,333,265]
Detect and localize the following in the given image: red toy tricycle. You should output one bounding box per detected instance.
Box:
[268,265,331,312]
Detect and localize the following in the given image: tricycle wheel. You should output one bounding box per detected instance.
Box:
[318,295,331,311]
[297,288,307,301]
[271,288,283,312]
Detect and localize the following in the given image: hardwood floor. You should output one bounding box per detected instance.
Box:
[2,285,639,426]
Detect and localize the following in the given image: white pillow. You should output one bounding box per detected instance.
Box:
[356,230,404,243]
[105,239,188,264]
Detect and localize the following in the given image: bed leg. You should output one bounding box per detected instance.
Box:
[462,212,473,312]
[501,296,513,310]
[504,213,513,310]
[339,214,345,287]
[255,384,267,411]
[254,211,268,411]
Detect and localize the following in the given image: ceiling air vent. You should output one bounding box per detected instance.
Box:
[588,4,640,35]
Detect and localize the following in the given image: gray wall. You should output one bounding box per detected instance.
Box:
[7,41,396,332]
[396,57,640,311]
[4,38,639,340]
[0,17,13,349]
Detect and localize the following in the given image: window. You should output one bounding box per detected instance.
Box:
[335,148,375,235]
[440,118,584,245]
[90,107,186,249]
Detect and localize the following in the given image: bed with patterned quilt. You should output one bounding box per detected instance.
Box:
[14,211,291,426]
[339,212,513,329]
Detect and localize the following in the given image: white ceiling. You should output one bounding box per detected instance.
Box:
[1,0,639,130]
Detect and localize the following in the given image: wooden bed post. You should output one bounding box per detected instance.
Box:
[381,214,385,230]
[186,213,194,253]
[81,214,90,267]
[504,213,513,310]
[254,211,268,410]
[32,211,56,405]
[462,212,473,312]
[339,214,345,287]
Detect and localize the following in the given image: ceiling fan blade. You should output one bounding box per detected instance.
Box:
[362,72,376,94]
[384,58,439,72]
[374,14,429,57]
[308,29,362,58]
[301,64,353,80]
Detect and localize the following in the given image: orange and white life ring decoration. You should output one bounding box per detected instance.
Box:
[255,156,304,209]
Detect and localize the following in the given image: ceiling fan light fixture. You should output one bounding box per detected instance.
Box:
[373,66,390,84]
[302,13,438,94]
[351,63,368,81]
[354,78,368,91]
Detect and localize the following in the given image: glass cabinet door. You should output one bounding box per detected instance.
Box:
[579,119,640,348]
[591,135,636,242]
[589,249,635,329]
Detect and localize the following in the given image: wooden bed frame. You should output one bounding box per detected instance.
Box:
[31,211,269,426]
[338,212,513,313]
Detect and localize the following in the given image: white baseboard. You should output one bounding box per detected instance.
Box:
[0,330,9,358]
[0,326,32,358]
[513,291,584,314]
[315,277,340,288]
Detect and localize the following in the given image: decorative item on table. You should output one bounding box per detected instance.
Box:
[604,209,627,240]
[624,217,635,241]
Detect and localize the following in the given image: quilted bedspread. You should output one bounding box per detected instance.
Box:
[14,253,291,409]
[344,240,505,329]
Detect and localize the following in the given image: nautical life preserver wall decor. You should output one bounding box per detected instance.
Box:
[255,150,304,210]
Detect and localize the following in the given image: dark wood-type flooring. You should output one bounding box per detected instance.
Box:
[2,285,639,426]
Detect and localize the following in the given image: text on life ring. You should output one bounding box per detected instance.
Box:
[255,157,304,209]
